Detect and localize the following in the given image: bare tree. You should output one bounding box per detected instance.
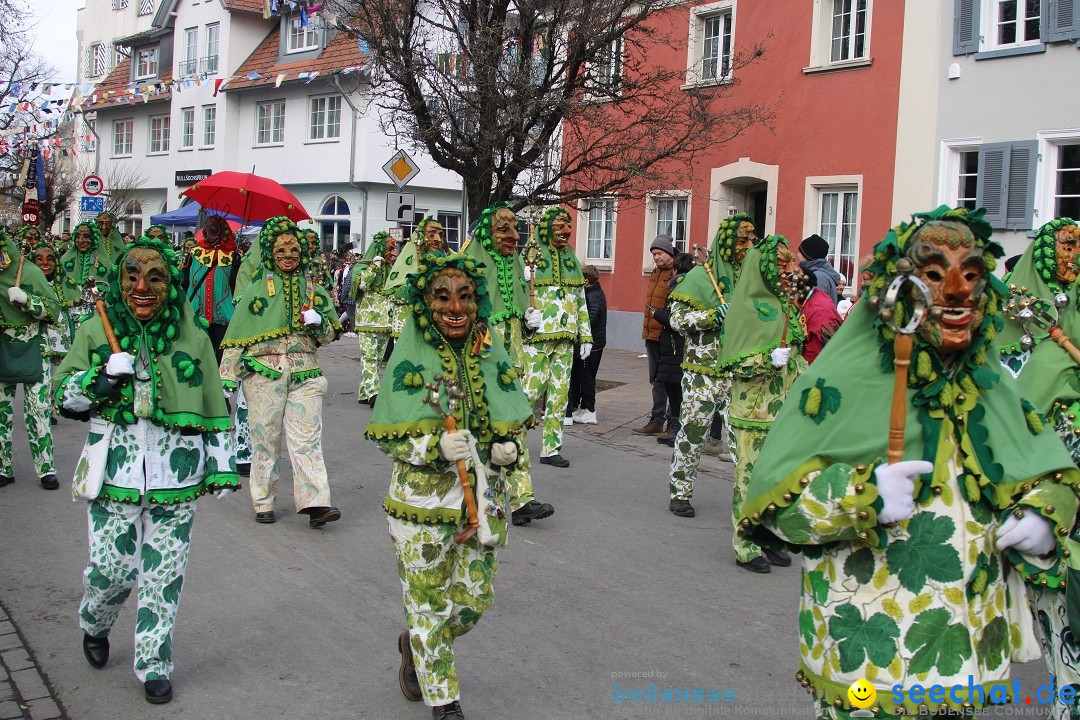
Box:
[327,0,774,215]
[101,163,151,218]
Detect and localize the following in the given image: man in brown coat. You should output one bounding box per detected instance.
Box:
[634,235,678,436]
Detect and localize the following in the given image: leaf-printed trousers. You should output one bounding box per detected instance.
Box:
[521,339,574,457]
[243,373,332,513]
[389,516,496,707]
[356,330,389,401]
[79,498,195,681]
[669,371,728,501]
[0,355,55,479]
[233,383,251,466]
[728,424,766,563]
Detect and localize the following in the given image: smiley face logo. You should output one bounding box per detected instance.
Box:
[847,678,876,709]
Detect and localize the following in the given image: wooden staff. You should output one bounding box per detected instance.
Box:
[423,374,479,544]
[692,245,725,305]
[86,280,121,353]
[887,333,913,464]
[1049,326,1080,365]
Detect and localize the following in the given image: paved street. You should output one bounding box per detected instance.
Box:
[0,340,1056,719]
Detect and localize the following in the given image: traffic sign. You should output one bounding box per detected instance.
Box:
[80,196,105,213]
[386,192,416,223]
[83,175,104,196]
[382,150,420,189]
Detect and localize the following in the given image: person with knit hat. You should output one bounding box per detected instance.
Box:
[0,228,62,490]
[797,233,843,304]
[54,235,239,705]
[664,214,756,517]
[633,234,680,436]
[521,206,593,468]
[742,207,1080,717]
[351,230,399,406]
[366,251,533,720]
[220,216,342,527]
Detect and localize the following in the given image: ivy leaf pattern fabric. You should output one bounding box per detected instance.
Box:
[392,360,426,395]
[171,351,203,388]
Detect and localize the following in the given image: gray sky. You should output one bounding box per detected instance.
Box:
[29,0,83,84]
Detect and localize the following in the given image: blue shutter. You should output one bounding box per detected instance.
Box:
[1046,0,1079,40]
[978,143,1008,229]
[954,0,980,54]
[1005,141,1038,230]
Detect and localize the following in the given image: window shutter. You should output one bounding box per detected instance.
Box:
[954,0,980,54]
[83,46,92,79]
[1046,0,1079,40]
[1005,141,1038,230]
[977,142,1008,229]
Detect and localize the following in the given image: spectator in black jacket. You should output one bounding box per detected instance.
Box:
[650,252,693,446]
[566,264,608,425]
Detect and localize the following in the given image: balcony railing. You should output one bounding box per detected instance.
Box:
[200,55,219,74]
[178,59,198,76]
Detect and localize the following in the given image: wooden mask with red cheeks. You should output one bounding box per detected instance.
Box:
[734,221,757,266]
[32,247,56,278]
[492,208,520,257]
[425,268,477,341]
[121,248,169,321]
[75,224,94,253]
[908,221,988,353]
[423,221,445,251]
[272,233,301,274]
[1055,224,1080,284]
[550,213,572,249]
[384,239,399,263]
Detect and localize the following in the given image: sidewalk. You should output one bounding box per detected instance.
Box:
[0,603,65,720]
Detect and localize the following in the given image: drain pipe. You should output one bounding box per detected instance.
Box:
[333,75,368,251]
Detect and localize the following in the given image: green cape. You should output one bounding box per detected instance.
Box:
[997,217,1078,355]
[350,231,392,301]
[1017,281,1080,417]
[668,213,751,311]
[384,217,445,295]
[232,250,261,300]
[530,206,584,287]
[462,204,529,323]
[53,238,232,432]
[0,233,60,329]
[366,252,533,444]
[716,236,804,372]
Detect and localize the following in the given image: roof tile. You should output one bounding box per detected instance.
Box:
[83,59,174,111]
[224,22,369,92]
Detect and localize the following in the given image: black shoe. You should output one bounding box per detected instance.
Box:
[255,511,276,524]
[398,631,422,702]
[236,462,251,477]
[736,556,772,574]
[763,547,792,567]
[0,475,13,487]
[144,678,173,704]
[512,500,554,526]
[50,415,58,426]
[82,633,109,669]
[432,701,465,720]
[538,454,569,468]
[656,435,675,447]
[40,474,59,490]
[307,506,341,528]
[669,499,695,517]
[368,394,377,408]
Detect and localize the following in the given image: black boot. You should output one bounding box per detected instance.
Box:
[40,474,59,490]
[82,633,109,669]
[398,631,422,701]
[511,500,554,526]
[305,506,342,528]
[144,678,173,704]
[432,701,465,719]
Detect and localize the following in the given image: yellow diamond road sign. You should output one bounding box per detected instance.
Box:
[382,150,420,189]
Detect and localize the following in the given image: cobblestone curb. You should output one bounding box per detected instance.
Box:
[0,603,67,720]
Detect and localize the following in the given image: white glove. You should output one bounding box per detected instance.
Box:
[104,352,135,383]
[580,342,593,360]
[216,488,235,499]
[874,460,933,525]
[7,286,27,306]
[438,429,472,462]
[372,255,384,267]
[770,347,791,368]
[223,386,236,401]
[302,308,322,326]
[490,441,518,466]
[996,512,1057,556]
[524,307,542,330]
[522,265,532,281]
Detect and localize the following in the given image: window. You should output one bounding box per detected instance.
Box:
[687,2,734,85]
[112,0,129,9]
[203,24,220,74]
[1053,143,1080,220]
[955,0,1080,54]
[830,0,868,62]
[202,105,217,147]
[135,47,159,79]
[653,195,689,253]
[586,38,622,97]
[818,188,858,282]
[318,196,351,251]
[138,0,154,15]
[180,107,195,150]
[255,100,286,145]
[957,150,979,209]
[992,0,1041,47]
[86,43,108,78]
[286,16,320,53]
[309,95,342,141]
[180,28,198,76]
[113,119,133,156]
[149,114,170,153]
[400,210,427,239]
[114,45,126,70]
[585,198,616,261]
[977,141,1037,229]
[438,212,461,250]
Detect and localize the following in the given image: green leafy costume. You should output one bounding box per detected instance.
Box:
[366,252,533,707]
[351,231,394,400]
[666,214,750,504]
[742,207,1080,717]
[717,236,807,564]
[58,222,110,330]
[53,236,238,684]
[92,213,126,268]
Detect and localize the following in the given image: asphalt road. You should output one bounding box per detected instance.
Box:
[0,340,1055,719]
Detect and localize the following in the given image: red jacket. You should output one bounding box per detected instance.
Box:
[801,289,842,364]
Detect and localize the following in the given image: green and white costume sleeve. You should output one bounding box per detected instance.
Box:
[0,235,62,481]
[742,208,1080,718]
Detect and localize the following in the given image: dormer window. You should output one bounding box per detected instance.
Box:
[135,46,159,79]
[286,16,320,53]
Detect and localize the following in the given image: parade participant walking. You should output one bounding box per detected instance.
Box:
[463,204,552,525]
[351,231,398,407]
[93,211,126,267]
[58,221,111,331]
[366,252,533,720]
[0,229,62,489]
[183,216,240,360]
[25,232,72,364]
[665,214,756,517]
[567,264,607,425]
[220,216,342,526]
[521,206,592,468]
[717,236,807,573]
[633,235,679,436]
[53,236,239,705]
[742,207,1080,717]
